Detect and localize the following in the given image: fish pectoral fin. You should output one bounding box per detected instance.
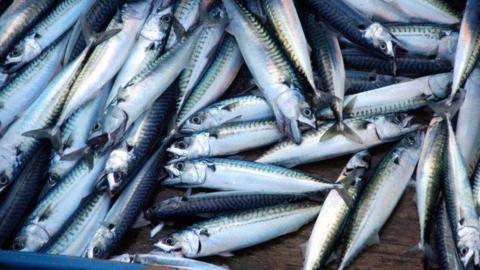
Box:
[131,213,151,229]
[366,233,381,246]
[22,127,62,150]
[334,186,354,208]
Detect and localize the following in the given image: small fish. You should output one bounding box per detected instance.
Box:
[435,200,464,270]
[112,252,228,270]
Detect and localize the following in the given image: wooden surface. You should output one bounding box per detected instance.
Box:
[117,142,426,270]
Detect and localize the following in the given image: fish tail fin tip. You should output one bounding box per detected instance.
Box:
[22,127,62,150]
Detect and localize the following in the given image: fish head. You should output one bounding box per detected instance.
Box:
[427,73,452,99]
[122,0,153,21]
[180,111,217,133]
[364,23,397,58]
[141,2,173,43]
[86,225,115,259]
[0,169,13,193]
[163,160,207,186]
[12,224,49,252]
[104,149,130,194]
[88,107,128,152]
[398,130,424,163]
[273,84,316,143]
[154,229,201,257]
[167,133,210,162]
[372,113,420,140]
[4,34,41,70]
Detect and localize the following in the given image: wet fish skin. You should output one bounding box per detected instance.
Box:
[0,144,50,247]
[436,200,464,270]
[0,37,67,133]
[257,113,420,167]
[345,71,411,94]
[43,191,110,256]
[0,0,56,60]
[12,153,108,252]
[86,145,167,259]
[176,34,243,126]
[4,0,96,70]
[112,252,228,270]
[304,150,370,270]
[145,191,304,221]
[451,0,480,97]
[223,0,315,144]
[317,73,451,120]
[339,131,424,269]
[168,120,281,161]
[154,202,321,257]
[163,158,340,194]
[179,94,273,134]
[415,117,447,253]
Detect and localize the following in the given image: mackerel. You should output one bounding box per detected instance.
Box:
[339,132,423,269]
[0,37,66,133]
[86,145,167,259]
[175,4,227,115]
[112,252,228,270]
[345,71,411,94]
[168,120,281,161]
[451,0,480,97]
[304,151,370,270]
[103,86,175,195]
[176,34,243,126]
[108,0,173,106]
[0,144,50,247]
[257,113,420,167]
[4,0,96,70]
[163,158,341,194]
[155,202,321,257]
[263,0,315,90]
[12,153,108,252]
[316,73,451,120]
[223,0,315,144]
[179,94,273,134]
[0,0,56,59]
[436,200,464,270]
[145,191,304,221]
[43,192,110,256]
[415,117,447,254]
[0,37,87,192]
[44,1,152,149]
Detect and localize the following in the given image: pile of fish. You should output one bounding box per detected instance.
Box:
[0,0,478,269]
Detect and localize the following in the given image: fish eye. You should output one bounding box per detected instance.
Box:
[0,175,8,185]
[48,174,58,186]
[405,135,415,145]
[113,172,122,183]
[302,108,313,118]
[161,15,171,23]
[191,116,202,125]
[176,141,187,149]
[165,237,175,245]
[12,239,25,250]
[175,162,185,170]
[93,122,101,131]
[460,247,469,256]
[379,42,387,50]
[10,47,21,57]
[92,246,101,256]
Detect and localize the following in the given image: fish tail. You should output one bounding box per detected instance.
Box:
[22,127,62,150]
[319,122,363,144]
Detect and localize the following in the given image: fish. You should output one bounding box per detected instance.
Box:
[316,73,451,120]
[443,118,480,266]
[451,0,480,98]
[163,158,347,195]
[154,202,321,257]
[413,117,447,256]
[435,200,464,270]
[256,113,420,167]
[222,0,315,144]
[88,22,208,152]
[0,37,67,133]
[12,153,108,252]
[0,144,50,247]
[345,71,411,94]
[342,47,452,77]
[301,11,361,143]
[303,150,370,270]
[301,0,399,58]
[338,131,423,269]
[179,94,273,134]
[4,0,96,71]
[107,0,173,106]
[112,252,228,270]
[145,191,304,221]
[175,4,227,117]
[101,86,175,195]
[30,1,152,150]
[0,0,56,60]
[455,67,480,176]
[168,120,281,161]
[86,145,167,259]
[175,34,243,127]
[43,191,110,256]
[262,0,316,91]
